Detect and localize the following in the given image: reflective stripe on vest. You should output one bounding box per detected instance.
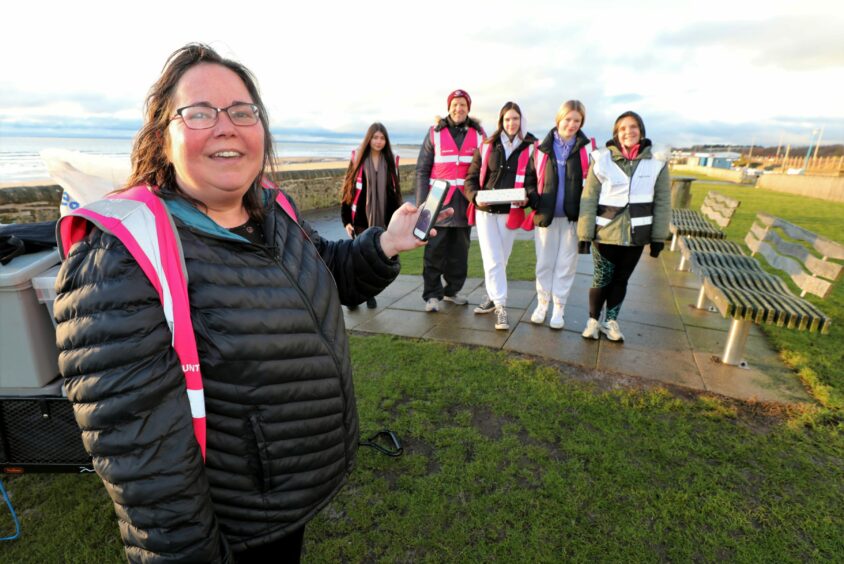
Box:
[479,140,533,189]
[57,182,298,462]
[350,150,400,223]
[473,140,534,229]
[590,148,664,233]
[430,126,483,205]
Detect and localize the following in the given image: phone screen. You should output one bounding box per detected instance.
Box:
[413,180,448,240]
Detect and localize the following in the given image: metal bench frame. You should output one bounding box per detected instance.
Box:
[680,213,843,366]
[669,191,741,251]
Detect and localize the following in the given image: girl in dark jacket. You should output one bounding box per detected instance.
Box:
[54,43,436,564]
[340,122,403,308]
[464,101,537,331]
[524,100,592,329]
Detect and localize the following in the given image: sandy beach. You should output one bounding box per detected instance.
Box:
[277,155,417,172]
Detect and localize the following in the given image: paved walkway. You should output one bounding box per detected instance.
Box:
[303,208,811,405]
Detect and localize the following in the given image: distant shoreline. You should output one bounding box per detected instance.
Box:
[0,155,418,189]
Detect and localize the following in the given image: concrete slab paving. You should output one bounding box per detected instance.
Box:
[303,207,811,406]
[605,321,692,353]
[685,326,783,368]
[425,323,512,348]
[355,309,434,339]
[599,343,706,390]
[693,352,811,403]
[504,322,599,368]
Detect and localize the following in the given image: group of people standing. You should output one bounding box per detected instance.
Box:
[53,42,672,562]
[341,89,670,342]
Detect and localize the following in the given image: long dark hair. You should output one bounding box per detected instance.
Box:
[484,101,523,145]
[123,43,276,221]
[341,122,400,205]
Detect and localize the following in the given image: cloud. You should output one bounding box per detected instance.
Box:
[0,83,139,116]
[657,16,844,71]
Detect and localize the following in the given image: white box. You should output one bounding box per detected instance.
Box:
[0,249,61,389]
[475,188,527,205]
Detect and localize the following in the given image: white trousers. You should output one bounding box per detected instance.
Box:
[534,217,578,305]
[476,211,518,306]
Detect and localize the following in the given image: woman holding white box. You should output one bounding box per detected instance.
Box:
[464,101,537,331]
[524,100,594,329]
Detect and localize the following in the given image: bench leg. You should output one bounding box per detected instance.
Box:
[670,233,678,252]
[720,319,751,367]
[678,254,689,271]
[695,285,708,309]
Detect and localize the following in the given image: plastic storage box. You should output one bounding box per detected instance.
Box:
[32,264,61,328]
[0,249,61,389]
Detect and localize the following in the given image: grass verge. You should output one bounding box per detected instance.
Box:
[2,335,842,562]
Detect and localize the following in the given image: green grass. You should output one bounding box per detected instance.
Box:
[4,335,841,562]
[401,179,844,410]
[3,174,843,561]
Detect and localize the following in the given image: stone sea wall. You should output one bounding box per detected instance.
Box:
[0,164,418,224]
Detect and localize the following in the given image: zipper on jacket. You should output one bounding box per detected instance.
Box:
[249,414,271,492]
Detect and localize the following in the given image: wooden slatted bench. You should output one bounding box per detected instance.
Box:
[696,213,843,366]
[669,191,741,252]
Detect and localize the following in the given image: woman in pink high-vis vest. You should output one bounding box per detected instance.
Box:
[53,43,440,564]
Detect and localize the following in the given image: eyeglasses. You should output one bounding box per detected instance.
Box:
[171,103,260,130]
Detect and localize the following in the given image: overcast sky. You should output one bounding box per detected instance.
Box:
[1,0,841,148]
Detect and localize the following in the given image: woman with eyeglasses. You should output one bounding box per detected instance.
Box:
[53,44,437,563]
[340,122,403,308]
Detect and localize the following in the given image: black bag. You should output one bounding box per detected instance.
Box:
[0,221,58,265]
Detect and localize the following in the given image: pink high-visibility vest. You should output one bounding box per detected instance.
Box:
[468,140,533,229]
[522,137,596,231]
[349,150,400,224]
[57,181,298,461]
[429,126,483,206]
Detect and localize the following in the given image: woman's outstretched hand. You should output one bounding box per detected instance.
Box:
[378,203,454,257]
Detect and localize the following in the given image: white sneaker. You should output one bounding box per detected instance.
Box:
[582,318,601,340]
[425,298,440,312]
[443,294,468,305]
[600,320,625,342]
[549,302,565,330]
[530,299,549,324]
[494,305,510,330]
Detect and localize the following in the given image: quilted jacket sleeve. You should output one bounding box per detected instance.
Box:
[577,164,600,242]
[650,164,671,242]
[54,229,227,563]
[280,192,401,306]
[415,129,434,206]
[463,149,482,206]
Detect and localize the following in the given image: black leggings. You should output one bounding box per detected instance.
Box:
[588,243,644,321]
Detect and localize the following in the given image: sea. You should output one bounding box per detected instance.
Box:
[0,136,421,184]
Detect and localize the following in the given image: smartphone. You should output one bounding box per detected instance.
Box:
[413,179,449,241]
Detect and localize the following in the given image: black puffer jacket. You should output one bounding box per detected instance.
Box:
[525,128,592,226]
[54,192,400,562]
[464,132,538,214]
[415,115,485,228]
